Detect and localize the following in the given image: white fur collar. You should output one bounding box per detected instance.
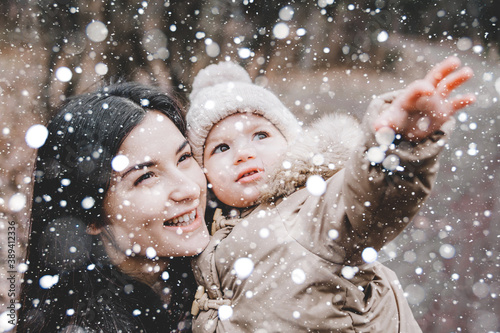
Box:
[260,113,364,201]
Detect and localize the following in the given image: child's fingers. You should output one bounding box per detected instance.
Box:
[450,94,476,112]
[436,66,474,97]
[374,81,434,131]
[397,80,434,111]
[373,106,408,131]
[424,56,461,87]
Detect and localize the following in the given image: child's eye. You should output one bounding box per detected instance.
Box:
[253,132,268,141]
[134,171,156,186]
[212,144,230,155]
[178,152,193,164]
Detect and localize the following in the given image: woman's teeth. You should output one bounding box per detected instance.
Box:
[164,210,196,227]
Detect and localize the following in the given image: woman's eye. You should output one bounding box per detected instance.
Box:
[134,171,155,186]
[213,144,229,154]
[178,152,193,164]
[253,132,268,141]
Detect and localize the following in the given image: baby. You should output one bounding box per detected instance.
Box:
[186,59,474,332]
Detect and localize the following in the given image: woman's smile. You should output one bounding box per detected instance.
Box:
[162,207,205,234]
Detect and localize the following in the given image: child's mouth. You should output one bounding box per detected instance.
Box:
[164,209,197,227]
[242,170,258,178]
[237,168,263,183]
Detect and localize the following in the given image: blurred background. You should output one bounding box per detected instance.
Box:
[0,0,498,332]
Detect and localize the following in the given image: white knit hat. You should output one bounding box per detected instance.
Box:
[187,61,301,164]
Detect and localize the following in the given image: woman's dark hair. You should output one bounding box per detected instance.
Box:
[17,82,195,332]
[32,82,186,230]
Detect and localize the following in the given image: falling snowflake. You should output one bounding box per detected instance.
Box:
[218,305,233,320]
[25,124,48,149]
[279,6,294,21]
[111,155,130,172]
[81,197,95,210]
[146,247,157,259]
[439,244,456,259]
[234,257,254,279]
[366,147,385,164]
[375,127,395,146]
[341,266,358,279]
[377,31,389,42]
[306,175,326,196]
[8,193,26,212]
[362,247,378,263]
[55,67,73,82]
[291,268,306,284]
[86,21,108,42]
[273,22,289,39]
[95,63,108,76]
[39,275,59,289]
[404,284,426,305]
[0,311,16,332]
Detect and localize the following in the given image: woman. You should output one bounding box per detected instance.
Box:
[17,82,210,332]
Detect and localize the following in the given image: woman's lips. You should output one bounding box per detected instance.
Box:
[164,209,196,226]
[163,208,203,233]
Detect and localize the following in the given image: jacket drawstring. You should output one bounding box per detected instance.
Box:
[191,285,232,316]
[192,208,237,317]
[211,208,239,234]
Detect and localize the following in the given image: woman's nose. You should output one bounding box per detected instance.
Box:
[234,146,256,164]
[169,175,200,203]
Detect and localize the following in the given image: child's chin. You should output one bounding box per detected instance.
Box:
[232,197,259,208]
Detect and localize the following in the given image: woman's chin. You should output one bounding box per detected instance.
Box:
[192,232,211,254]
[178,231,211,257]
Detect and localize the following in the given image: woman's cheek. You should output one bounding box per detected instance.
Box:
[136,196,166,215]
[191,164,207,190]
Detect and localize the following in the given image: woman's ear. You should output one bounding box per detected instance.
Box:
[86,223,103,235]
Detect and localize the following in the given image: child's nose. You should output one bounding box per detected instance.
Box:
[234,146,256,164]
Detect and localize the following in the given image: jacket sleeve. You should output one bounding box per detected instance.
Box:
[272,91,450,265]
[340,91,450,261]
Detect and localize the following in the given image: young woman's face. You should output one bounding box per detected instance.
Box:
[101,111,209,259]
[203,113,287,208]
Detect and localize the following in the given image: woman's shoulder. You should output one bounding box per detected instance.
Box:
[22,262,176,332]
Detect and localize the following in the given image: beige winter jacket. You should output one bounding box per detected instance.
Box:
[192,92,447,332]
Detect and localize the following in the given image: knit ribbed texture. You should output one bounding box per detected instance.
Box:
[187,61,301,164]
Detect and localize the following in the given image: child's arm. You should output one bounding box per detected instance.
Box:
[373,56,475,141]
[337,57,476,259]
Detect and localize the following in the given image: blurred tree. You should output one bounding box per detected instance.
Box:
[1,0,497,116]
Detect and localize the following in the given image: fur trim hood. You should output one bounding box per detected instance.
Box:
[260,113,364,201]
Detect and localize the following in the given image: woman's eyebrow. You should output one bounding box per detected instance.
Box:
[121,161,155,179]
[119,141,188,178]
[177,140,189,154]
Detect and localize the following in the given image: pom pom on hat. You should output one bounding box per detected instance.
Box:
[187,61,301,164]
[190,62,252,101]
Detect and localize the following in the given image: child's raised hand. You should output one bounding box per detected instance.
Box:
[373,56,475,141]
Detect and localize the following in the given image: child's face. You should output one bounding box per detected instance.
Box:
[203,113,288,208]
